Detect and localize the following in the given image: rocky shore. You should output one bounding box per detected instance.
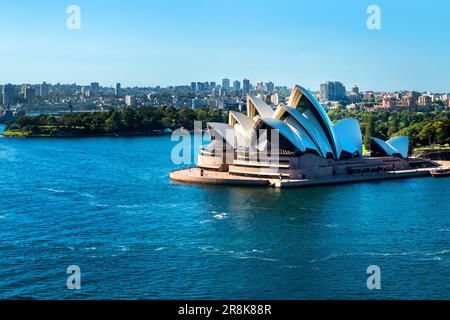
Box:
[412,149,450,161]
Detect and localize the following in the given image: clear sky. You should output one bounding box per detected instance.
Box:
[0,0,449,92]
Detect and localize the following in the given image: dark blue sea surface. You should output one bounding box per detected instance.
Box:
[0,124,449,299]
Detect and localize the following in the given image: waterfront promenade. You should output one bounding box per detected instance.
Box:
[170,162,449,188]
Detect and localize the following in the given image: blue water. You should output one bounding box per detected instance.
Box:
[0,124,449,299]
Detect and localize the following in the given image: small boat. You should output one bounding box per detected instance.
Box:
[431,168,450,178]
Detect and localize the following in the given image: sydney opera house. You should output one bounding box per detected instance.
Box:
[170,85,437,188]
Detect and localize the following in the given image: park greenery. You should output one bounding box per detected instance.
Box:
[327,107,450,149]
[3,106,226,137]
[3,105,450,151]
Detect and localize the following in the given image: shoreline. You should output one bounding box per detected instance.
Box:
[0,131,173,139]
[0,128,206,139]
[170,164,449,189]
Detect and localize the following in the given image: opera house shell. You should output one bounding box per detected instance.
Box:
[171,85,437,187]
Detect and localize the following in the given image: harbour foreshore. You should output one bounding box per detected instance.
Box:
[170,161,450,189]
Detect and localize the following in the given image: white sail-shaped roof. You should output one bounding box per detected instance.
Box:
[247,95,274,119]
[287,85,340,159]
[387,136,409,159]
[371,136,409,158]
[257,118,307,152]
[284,117,321,154]
[207,122,236,149]
[229,111,256,148]
[229,111,255,136]
[333,118,363,157]
[274,104,333,158]
[202,84,411,162]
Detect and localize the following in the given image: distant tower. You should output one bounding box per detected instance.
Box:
[2,84,16,106]
[190,82,197,93]
[90,82,100,95]
[125,95,136,107]
[242,79,251,95]
[320,81,346,102]
[320,82,330,102]
[222,78,230,91]
[115,83,121,97]
[256,81,264,91]
[39,82,49,98]
[265,81,274,93]
[233,80,241,92]
[196,82,205,92]
[334,82,346,100]
[24,86,36,104]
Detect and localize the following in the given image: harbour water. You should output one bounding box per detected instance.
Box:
[0,124,449,299]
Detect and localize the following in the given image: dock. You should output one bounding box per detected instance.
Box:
[170,166,445,189]
[270,169,431,188]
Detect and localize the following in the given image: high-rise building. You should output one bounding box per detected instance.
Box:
[125,95,135,106]
[21,84,28,96]
[256,81,264,91]
[320,81,346,102]
[222,78,230,91]
[265,81,275,93]
[211,87,219,98]
[242,79,251,94]
[2,84,16,106]
[233,80,241,92]
[351,85,359,95]
[39,82,49,98]
[334,82,346,100]
[190,82,197,93]
[25,86,35,102]
[209,82,216,89]
[320,81,331,102]
[90,82,99,95]
[115,83,121,97]
[196,82,205,92]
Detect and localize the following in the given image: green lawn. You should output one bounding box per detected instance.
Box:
[2,130,29,137]
[413,146,450,151]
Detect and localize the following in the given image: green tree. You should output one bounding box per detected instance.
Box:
[364,113,375,150]
[105,110,123,132]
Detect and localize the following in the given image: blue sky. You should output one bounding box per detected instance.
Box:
[0,0,449,92]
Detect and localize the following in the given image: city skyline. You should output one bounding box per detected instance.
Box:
[1,0,449,91]
[1,78,449,94]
